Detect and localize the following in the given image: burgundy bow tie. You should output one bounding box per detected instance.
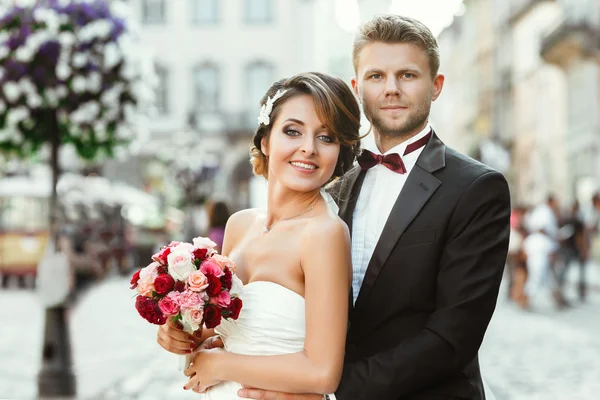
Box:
[357,130,432,174]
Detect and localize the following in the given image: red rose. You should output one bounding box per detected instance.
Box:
[154,274,175,295]
[157,265,168,275]
[220,268,232,291]
[135,296,166,325]
[130,269,141,289]
[173,281,186,292]
[157,247,171,265]
[206,274,222,297]
[193,248,208,261]
[228,297,243,320]
[203,304,222,329]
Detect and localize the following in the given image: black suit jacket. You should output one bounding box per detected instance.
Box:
[333,131,511,400]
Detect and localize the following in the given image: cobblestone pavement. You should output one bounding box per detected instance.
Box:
[1,264,598,400]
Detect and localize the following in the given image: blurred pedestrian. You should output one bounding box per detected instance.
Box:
[557,201,589,301]
[206,200,230,252]
[507,206,529,308]
[524,199,563,308]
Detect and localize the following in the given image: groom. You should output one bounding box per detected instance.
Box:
[239,14,511,400]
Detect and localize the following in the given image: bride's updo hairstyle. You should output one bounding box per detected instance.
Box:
[250,72,361,182]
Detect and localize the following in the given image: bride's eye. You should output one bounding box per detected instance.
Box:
[284,129,301,137]
[318,134,335,143]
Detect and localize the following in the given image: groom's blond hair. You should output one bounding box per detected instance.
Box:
[353,15,440,79]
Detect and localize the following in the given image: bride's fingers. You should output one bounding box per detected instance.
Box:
[183,366,196,377]
[183,375,199,390]
[156,334,195,354]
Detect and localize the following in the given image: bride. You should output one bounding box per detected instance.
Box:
[157,71,362,398]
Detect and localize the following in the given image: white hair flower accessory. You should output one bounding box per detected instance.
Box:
[257,89,288,126]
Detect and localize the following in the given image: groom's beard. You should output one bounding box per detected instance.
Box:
[362,95,431,139]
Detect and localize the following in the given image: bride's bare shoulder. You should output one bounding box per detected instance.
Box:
[226,208,262,234]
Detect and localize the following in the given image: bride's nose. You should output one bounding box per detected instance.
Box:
[300,135,317,155]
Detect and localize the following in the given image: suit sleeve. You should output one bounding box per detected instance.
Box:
[335,171,511,399]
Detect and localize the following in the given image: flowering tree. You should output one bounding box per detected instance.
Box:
[0,0,155,227]
[0,1,155,394]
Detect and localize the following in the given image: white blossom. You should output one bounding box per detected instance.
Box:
[56,85,68,99]
[72,53,87,68]
[18,78,36,95]
[93,121,108,141]
[72,76,87,93]
[58,31,76,48]
[56,63,72,80]
[0,45,9,60]
[44,88,60,107]
[87,72,102,93]
[26,93,43,109]
[15,47,34,62]
[103,43,122,70]
[6,107,30,127]
[3,82,21,103]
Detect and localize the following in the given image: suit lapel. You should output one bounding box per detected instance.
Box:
[353,131,446,312]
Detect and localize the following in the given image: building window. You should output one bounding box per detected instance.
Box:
[155,65,169,115]
[244,0,273,24]
[246,61,274,124]
[193,64,219,114]
[191,0,219,25]
[142,0,166,24]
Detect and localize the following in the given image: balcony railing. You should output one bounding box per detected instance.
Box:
[540,19,600,66]
[508,0,553,24]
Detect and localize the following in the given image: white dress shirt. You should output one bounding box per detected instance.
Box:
[351,124,431,304]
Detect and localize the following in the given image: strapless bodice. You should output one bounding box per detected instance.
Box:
[201,280,306,399]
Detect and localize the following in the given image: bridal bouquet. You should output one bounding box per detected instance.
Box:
[130,237,243,333]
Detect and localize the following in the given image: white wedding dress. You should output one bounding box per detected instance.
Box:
[201,280,306,400]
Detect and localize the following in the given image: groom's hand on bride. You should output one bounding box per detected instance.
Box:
[156,319,203,355]
[238,387,322,400]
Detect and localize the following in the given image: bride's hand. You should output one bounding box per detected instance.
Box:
[156,319,202,355]
[183,348,224,393]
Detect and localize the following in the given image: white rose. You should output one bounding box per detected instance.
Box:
[167,248,196,281]
[192,237,217,250]
[181,308,203,334]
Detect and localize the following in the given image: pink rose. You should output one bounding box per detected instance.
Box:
[200,259,224,278]
[167,241,181,247]
[178,290,203,308]
[187,270,209,292]
[212,254,236,274]
[210,290,231,308]
[158,296,180,316]
[137,282,155,297]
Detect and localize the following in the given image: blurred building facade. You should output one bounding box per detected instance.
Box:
[433,0,600,208]
[104,0,324,211]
